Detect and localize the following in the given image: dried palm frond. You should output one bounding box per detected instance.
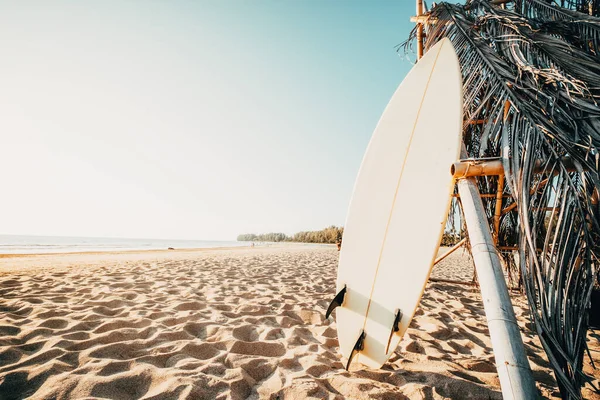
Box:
[402,2,600,398]
[514,0,600,56]
[553,0,600,16]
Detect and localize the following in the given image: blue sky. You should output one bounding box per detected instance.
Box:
[1,1,439,240]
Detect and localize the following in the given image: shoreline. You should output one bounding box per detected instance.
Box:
[0,242,336,259]
[0,243,336,273]
[0,245,252,259]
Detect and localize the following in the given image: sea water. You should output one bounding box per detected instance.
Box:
[0,234,249,255]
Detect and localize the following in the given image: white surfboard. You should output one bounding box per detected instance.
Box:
[327,38,463,369]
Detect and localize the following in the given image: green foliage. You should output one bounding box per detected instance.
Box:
[440,232,461,246]
[237,226,344,244]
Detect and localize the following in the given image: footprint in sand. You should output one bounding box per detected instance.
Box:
[0,325,21,336]
[38,318,69,329]
[262,327,285,341]
[182,322,208,339]
[229,341,285,357]
[232,325,261,342]
[97,360,132,376]
[0,348,22,365]
[182,342,224,360]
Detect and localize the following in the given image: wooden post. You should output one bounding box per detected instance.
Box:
[493,100,509,245]
[457,177,538,399]
[493,175,504,245]
[416,0,424,59]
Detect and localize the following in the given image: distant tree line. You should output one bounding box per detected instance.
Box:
[236,232,288,242]
[237,225,344,244]
[238,227,463,246]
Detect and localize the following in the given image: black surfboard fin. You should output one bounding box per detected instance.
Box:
[325,285,347,319]
[345,330,366,371]
[385,309,403,355]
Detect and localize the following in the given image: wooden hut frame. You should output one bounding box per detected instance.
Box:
[410,1,597,399]
[409,1,600,399]
[412,5,537,398]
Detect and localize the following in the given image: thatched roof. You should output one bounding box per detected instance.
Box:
[403,1,600,398]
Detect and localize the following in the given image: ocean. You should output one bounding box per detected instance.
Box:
[0,234,249,255]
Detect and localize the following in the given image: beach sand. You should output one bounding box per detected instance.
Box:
[0,246,597,399]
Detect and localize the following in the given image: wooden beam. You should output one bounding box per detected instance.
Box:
[416,0,424,59]
[453,193,510,198]
[433,238,467,265]
[429,276,520,291]
[410,15,431,24]
[452,157,582,179]
[500,204,558,215]
[452,160,504,178]
[429,277,477,286]
[466,119,488,125]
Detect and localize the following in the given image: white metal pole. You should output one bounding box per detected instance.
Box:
[457,177,538,400]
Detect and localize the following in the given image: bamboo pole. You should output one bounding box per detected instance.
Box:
[453,193,510,198]
[430,276,521,291]
[501,202,518,215]
[452,157,580,178]
[493,174,505,245]
[410,16,431,24]
[429,277,477,286]
[433,238,467,265]
[457,177,538,399]
[452,160,504,178]
[416,0,424,59]
[493,101,510,245]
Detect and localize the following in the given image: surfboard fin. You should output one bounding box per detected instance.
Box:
[345,330,366,371]
[385,309,403,355]
[325,285,347,319]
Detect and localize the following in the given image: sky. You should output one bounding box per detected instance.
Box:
[0,1,436,241]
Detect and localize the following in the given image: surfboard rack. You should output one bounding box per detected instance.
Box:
[345,330,366,371]
[385,308,403,354]
[325,285,347,319]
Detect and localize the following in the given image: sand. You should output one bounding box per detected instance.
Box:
[0,245,597,399]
